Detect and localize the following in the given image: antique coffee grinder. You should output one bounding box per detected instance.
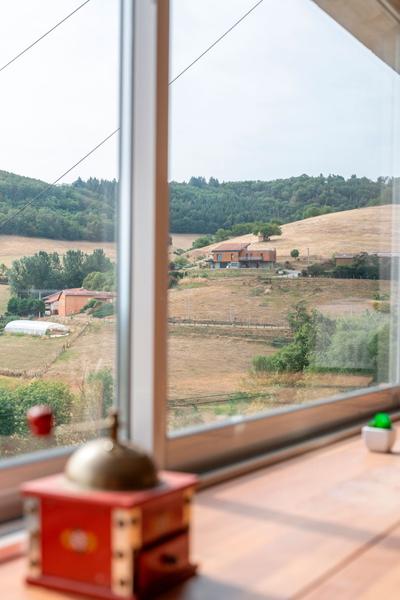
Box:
[22,407,198,599]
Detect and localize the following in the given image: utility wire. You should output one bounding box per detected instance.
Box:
[0,0,264,229]
[0,129,118,230]
[169,0,264,85]
[0,0,92,74]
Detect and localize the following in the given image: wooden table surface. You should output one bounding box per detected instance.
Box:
[4,433,400,599]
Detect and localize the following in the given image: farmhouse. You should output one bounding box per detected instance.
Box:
[210,242,277,269]
[334,252,400,268]
[44,288,115,317]
[334,253,356,267]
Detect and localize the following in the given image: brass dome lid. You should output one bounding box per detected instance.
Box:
[65,410,159,491]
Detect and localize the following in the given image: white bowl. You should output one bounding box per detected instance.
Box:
[362,425,396,453]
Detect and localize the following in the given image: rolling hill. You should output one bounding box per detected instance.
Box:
[189,204,398,261]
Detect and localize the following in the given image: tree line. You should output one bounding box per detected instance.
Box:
[170,174,391,234]
[0,171,116,241]
[8,249,114,296]
[0,170,394,241]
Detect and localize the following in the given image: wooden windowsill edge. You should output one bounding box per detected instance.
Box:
[0,531,26,564]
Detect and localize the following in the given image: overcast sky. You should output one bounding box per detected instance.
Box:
[0,0,397,184]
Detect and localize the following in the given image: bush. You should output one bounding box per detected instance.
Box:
[87,368,114,416]
[92,303,115,318]
[83,270,115,291]
[7,297,45,317]
[191,236,213,249]
[172,256,190,270]
[372,301,390,313]
[252,355,273,372]
[0,315,20,334]
[252,303,318,374]
[13,380,73,433]
[80,298,98,313]
[0,389,16,435]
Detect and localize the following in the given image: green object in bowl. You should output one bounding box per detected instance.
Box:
[368,412,392,430]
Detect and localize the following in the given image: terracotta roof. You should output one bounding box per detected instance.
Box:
[212,242,250,252]
[43,291,62,303]
[64,288,115,298]
[44,288,115,302]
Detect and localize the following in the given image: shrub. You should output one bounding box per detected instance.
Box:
[13,380,73,433]
[252,355,273,372]
[0,315,20,334]
[80,298,98,313]
[83,270,115,291]
[0,389,16,435]
[92,303,115,318]
[87,368,114,416]
[172,255,190,270]
[191,236,213,249]
[372,301,390,313]
[7,297,45,317]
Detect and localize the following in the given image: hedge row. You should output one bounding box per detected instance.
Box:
[0,380,73,436]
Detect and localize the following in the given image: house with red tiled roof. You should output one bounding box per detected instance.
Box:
[210,242,276,269]
[43,288,115,317]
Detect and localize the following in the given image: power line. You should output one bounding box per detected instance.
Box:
[0,129,118,231]
[169,0,265,85]
[0,0,92,74]
[0,0,264,229]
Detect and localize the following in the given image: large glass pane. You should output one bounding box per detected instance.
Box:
[168,0,398,432]
[0,1,119,457]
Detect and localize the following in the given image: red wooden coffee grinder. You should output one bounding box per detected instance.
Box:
[22,406,198,599]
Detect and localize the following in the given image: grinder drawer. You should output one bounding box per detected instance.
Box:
[135,533,195,597]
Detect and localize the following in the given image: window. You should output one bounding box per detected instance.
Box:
[1,0,400,523]
[0,0,120,519]
[166,0,400,470]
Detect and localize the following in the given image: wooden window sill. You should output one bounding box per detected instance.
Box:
[3,434,400,598]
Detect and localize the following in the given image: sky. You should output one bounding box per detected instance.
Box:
[0,0,397,185]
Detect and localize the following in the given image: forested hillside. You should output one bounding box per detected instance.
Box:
[0,171,116,241]
[0,170,393,241]
[169,175,392,233]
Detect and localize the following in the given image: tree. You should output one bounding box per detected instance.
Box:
[83,249,113,275]
[8,251,62,294]
[192,236,213,249]
[7,297,44,316]
[62,250,85,288]
[171,255,190,270]
[83,270,115,291]
[290,249,300,259]
[8,250,115,295]
[252,222,282,241]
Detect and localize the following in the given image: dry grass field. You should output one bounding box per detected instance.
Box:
[0,235,117,267]
[0,317,114,386]
[168,334,272,400]
[0,329,74,375]
[166,270,386,429]
[169,274,388,326]
[0,232,199,267]
[189,204,399,261]
[170,233,200,251]
[168,364,373,431]
[44,319,116,389]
